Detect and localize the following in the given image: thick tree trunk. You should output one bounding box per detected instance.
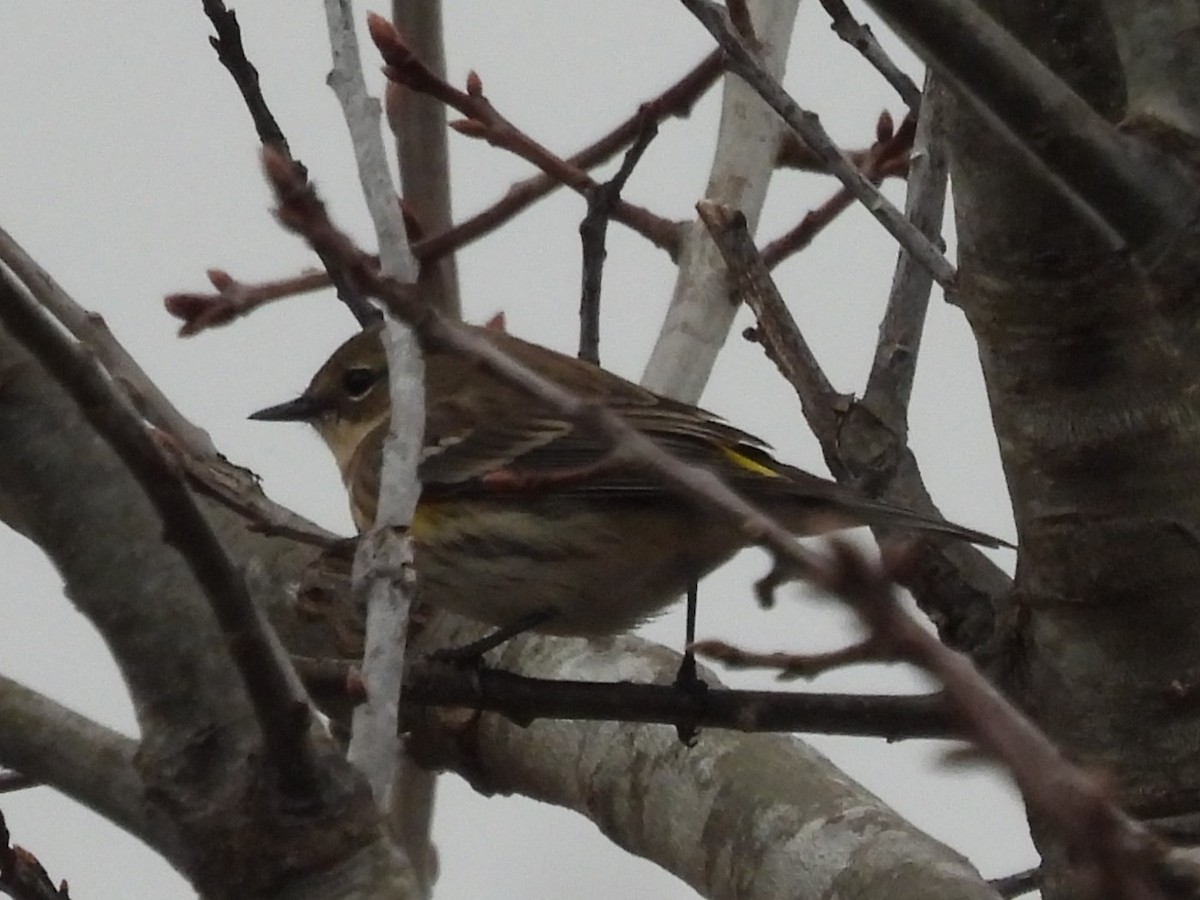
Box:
[946,1,1200,894]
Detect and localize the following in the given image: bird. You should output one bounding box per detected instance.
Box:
[251,322,1005,640]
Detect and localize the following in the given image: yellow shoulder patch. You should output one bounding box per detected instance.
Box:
[721,446,781,478]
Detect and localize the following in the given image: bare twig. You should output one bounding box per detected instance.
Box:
[697,202,846,446]
[816,0,922,111]
[200,0,378,328]
[415,50,720,265]
[323,0,420,814]
[166,51,722,339]
[680,0,957,289]
[761,112,913,269]
[703,541,1177,900]
[642,0,801,404]
[863,72,949,437]
[693,635,891,680]
[0,227,216,458]
[386,0,460,317]
[202,0,295,156]
[404,662,954,739]
[160,431,342,550]
[578,117,659,364]
[165,267,328,337]
[0,269,321,800]
[368,15,679,257]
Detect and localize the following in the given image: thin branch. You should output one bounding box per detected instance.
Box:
[578,117,659,365]
[202,0,295,156]
[414,50,721,264]
[641,0,801,404]
[761,111,913,269]
[368,15,680,258]
[0,227,216,458]
[166,51,723,339]
[323,0,420,817]
[0,675,148,851]
[200,0,378,328]
[697,201,845,446]
[159,428,342,550]
[817,0,922,111]
[404,663,954,739]
[709,542,1179,900]
[680,0,957,289]
[165,267,328,337]
[862,71,949,437]
[0,269,322,801]
[863,0,1200,260]
[387,0,460,317]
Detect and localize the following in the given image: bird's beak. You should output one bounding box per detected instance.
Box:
[249,394,327,422]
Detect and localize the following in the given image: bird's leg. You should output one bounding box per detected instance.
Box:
[432,609,557,665]
[676,578,700,687]
[673,577,707,746]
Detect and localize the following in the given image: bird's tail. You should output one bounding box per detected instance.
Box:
[754,463,1013,549]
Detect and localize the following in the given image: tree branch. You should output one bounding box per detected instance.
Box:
[863,0,1200,260]
[642,0,801,404]
[0,266,322,800]
[0,676,151,855]
[680,0,957,290]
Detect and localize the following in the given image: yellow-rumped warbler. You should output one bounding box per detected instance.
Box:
[251,323,1004,636]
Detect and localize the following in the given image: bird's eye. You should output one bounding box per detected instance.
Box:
[341,367,380,400]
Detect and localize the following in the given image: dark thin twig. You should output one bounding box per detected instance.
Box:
[697,201,846,449]
[404,662,954,738]
[369,15,680,258]
[202,0,295,157]
[166,51,721,337]
[702,542,1175,900]
[816,0,922,112]
[416,50,718,265]
[199,0,378,328]
[680,0,956,288]
[578,116,659,364]
[0,269,322,801]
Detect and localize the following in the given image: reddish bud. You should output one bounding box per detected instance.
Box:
[206,268,232,290]
[466,70,483,97]
[163,293,211,322]
[449,118,487,139]
[483,311,507,332]
[367,12,407,62]
[876,109,894,143]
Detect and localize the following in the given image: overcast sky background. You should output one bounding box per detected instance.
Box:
[2,2,1029,897]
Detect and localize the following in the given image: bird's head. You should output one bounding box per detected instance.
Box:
[250,325,389,475]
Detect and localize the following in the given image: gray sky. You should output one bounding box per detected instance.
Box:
[2,2,1027,897]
